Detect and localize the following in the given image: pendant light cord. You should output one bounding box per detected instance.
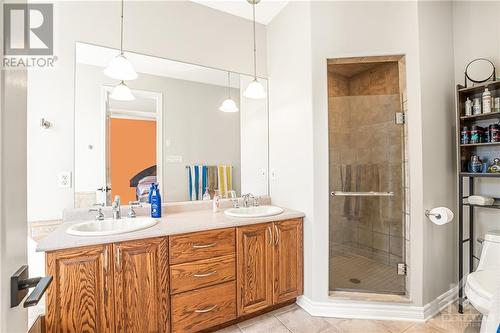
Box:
[120,0,124,54]
[252,2,257,80]
[227,72,231,98]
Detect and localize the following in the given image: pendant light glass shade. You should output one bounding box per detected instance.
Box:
[104,0,137,81]
[244,79,266,99]
[104,54,138,80]
[110,81,135,101]
[219,72,239,112]
[245,0,266,100]
[219,98,239,112]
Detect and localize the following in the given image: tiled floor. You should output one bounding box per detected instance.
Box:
[330,252,405,294]
[216,302,482,333]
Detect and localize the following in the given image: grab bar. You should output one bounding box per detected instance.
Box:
[331,191,395,197]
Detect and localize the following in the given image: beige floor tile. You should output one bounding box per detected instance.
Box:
[401,323,446,333]
[377,320,414,333]
[428,312,481,333]
[328,318,397,333]
[269,303,300,316]
[215,325,243,333]
[237,313,274,329]
[239,315,290,333]
[275,307,331,333]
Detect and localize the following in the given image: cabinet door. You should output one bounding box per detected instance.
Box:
[45,245,114,333]
[113,237,169,333]
[236,223,273,315]
[273,219,304,303]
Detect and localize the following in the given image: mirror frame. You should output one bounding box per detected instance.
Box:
[464,58,496,88]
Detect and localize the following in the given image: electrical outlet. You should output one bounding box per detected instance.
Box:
[58,171,72,188]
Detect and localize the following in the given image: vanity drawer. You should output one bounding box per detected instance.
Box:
[170,254,235,294]
[171,281,236,333]
[169,228,235,264]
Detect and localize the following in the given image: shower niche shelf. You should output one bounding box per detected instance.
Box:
[456,81,500,314]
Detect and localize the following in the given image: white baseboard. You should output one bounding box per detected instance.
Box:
[297,286,458,322]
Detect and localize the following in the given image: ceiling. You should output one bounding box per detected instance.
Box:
[191,0,288,25]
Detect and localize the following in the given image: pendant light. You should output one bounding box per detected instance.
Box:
[104,0,138,81]
[219,72,239,113]
[110,81,135,101]
[244,0,266,100]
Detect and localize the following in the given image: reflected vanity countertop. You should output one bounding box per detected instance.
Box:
[36,205,305,252]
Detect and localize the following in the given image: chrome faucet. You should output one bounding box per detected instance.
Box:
[89,203,105,221]
[128,201,142,218]
[242,193,258,208]
[112,195,121,219]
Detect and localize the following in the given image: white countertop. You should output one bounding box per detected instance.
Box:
[37,207,305,252]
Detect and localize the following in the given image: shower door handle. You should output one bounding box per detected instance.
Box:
[330,191,395,197]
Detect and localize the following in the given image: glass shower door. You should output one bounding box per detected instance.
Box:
[328,58,407,295]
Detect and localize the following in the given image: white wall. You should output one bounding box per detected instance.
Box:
[268,0,461,307]
[452,1,500,272]
[28,1,267,221]
[267,1,315,298]
[75,64,242,202]
[418,1,457,304]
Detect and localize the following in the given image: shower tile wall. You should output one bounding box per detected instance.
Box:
[329,62,405,269]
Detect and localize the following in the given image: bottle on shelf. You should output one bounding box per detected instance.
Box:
[468,155,483,173]
[465,98,473,116]
[482,87,492,113]
[473,98,482,115]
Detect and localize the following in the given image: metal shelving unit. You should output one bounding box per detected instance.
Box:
[456,82,500,314]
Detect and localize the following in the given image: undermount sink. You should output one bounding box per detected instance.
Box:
[66,217,158,236]
[224,205,284,218]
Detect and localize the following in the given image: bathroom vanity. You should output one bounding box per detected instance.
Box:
[37,207,304,333]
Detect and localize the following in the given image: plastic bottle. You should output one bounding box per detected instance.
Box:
[465,98,473,116]
[150,184,162,218]
[483,87,492,113]
[212,190,221,213]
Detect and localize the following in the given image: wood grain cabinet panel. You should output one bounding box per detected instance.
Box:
[169,228,235,265]
[113,237,169,333]
[45,245,114,333]
[170,254,235,294]
[171,281,236,333]
[273,219,304,303]
[236,223,274,316]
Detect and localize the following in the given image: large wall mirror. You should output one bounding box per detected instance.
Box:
[74,42,269,207]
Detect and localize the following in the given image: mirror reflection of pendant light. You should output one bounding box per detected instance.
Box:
[244,0,266,99]
[104,0,138,81]
[110,81,135,101]
[219,72,239,113]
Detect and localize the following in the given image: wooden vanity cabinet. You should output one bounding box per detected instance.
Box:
[45,218,303,333]
[237,219,304,316]
[236,223,274,315]
[45,244,114,333]
[113,238,169,333]
[273,219,304,303]
[45,237,169,333]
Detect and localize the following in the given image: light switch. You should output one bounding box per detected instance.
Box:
[58,171,72,188]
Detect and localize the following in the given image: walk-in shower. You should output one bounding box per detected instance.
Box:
[328,56,408,295]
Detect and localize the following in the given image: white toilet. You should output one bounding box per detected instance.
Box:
[465,230,500,333]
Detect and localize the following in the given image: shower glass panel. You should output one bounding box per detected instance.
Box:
[328,58,406,295]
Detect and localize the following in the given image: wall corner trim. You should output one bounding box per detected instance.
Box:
[296,286,457,322]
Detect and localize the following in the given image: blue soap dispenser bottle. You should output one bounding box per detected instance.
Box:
[150,184,162,218]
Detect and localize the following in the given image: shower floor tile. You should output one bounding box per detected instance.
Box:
[330,252,405,294]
